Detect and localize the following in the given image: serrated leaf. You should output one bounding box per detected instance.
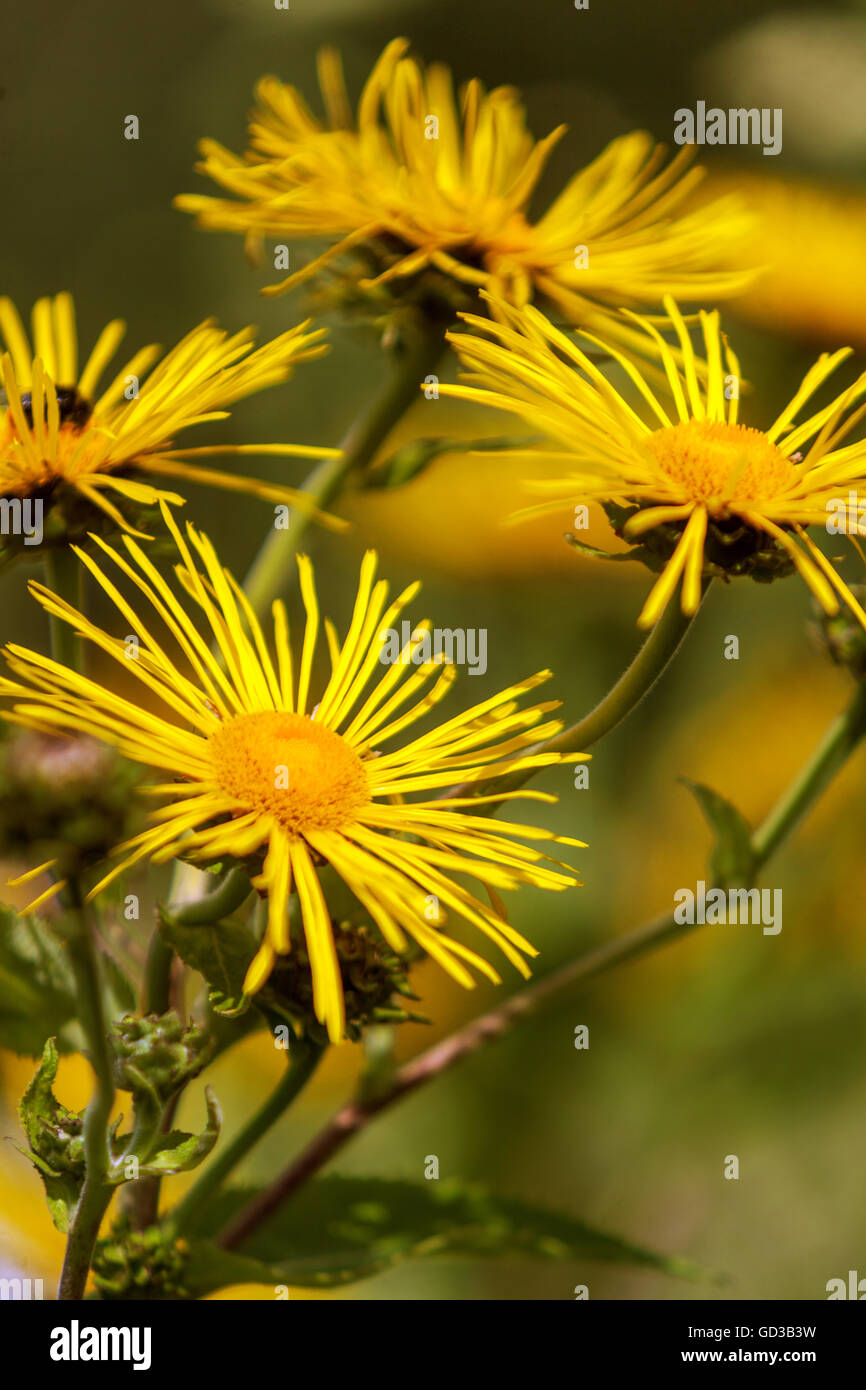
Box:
[157,908,256,1015]
[18,1039,85,1231]
[136,1087,221,1177]
[181,1177,701,1295]
[682,779,756,888]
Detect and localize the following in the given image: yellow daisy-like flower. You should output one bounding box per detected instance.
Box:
[175,38,750,334]
[440,293,866,629]
[0,506,583,1041]
[0,292,343,541]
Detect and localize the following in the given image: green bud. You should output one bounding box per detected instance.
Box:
[299,236,473,336]
[110,1012,212,1101]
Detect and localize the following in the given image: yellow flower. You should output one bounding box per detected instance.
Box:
[694,171,866,350]
[175,38,750,335]
[0,293,343,540]
[0,506,583,1041]
[441,293,866,629]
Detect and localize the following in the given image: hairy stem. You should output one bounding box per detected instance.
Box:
[552,585,707,752]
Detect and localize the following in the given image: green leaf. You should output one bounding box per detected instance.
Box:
[182,1244,279,1297]
[135,1087,221,1178]
[0,907,79,1055]
[682,779,757,888]
[18,1039,85,1231]
[157,908,257,1015]
[180,1177,701,1295]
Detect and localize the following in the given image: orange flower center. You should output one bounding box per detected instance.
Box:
[643,420,796,507]
[210,711,369,835]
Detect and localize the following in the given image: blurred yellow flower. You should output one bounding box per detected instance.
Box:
[176,38,750,339]
[698,171,866,349]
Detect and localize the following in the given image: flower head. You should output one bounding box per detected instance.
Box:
[441,294,866,629]
[0,508,583,1041]
[175,39,750,334]
[0,293,342,552]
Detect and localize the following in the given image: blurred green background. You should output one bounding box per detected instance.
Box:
[2,0,866,1300]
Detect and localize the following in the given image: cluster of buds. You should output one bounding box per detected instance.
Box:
[92,1219,191,1300]
[111,1012,213,1103]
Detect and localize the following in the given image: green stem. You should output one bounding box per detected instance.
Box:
[752,681,866,863]
[217,677,866,1243]
[57,888,116,1300]
[243,318,447,620]
[164,865,253,926]
[143,930,174,1015]
[44,547,83,672]
[454,584,706,806]
[172,1042,324,1235]
[124,871,244,1231]
[554,583,708,753]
